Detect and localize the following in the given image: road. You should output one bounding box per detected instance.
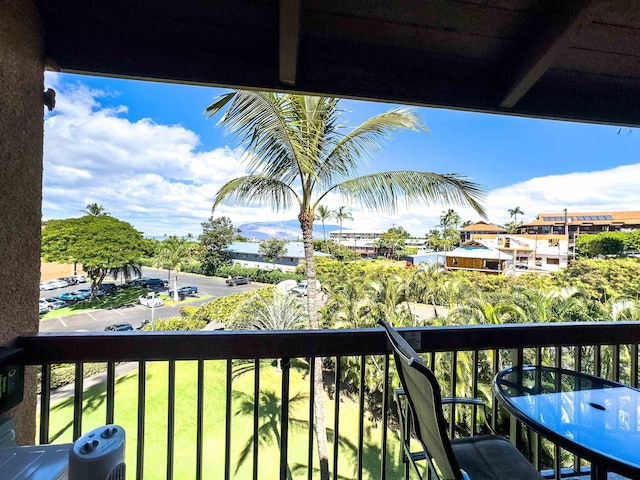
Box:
[39,267,262,332]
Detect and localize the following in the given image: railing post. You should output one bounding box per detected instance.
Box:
[509,349,522,449]
[280,358,291,480]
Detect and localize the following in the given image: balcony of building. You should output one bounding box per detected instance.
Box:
[9,321,640,479]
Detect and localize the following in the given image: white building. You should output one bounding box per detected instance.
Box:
[476,234,569,273]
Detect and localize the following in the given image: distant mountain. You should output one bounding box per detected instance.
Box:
[238,220,341,241]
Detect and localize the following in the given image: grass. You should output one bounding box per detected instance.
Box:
[44,360,404,479]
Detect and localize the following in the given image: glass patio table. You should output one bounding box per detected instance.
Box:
[493,365,640,480]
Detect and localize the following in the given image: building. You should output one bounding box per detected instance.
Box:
[226,242,330,272]
[454,233,569,274]
[329,230,384,242]
[519,211,640,236]
[459,221,507,243]
[445,241,513,273]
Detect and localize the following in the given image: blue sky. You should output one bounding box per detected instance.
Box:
[43,72,640,238]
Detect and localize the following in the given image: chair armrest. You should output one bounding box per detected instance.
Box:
[441,397,486,407]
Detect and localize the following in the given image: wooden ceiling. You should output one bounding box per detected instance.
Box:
[36,0,640,126]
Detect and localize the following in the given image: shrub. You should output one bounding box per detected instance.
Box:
[215,265,304,284]
[37,362,112,393]
[143,316,207,331]
[193,287,276,325]
[179,305,199,319]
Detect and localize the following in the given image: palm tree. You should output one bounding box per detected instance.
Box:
[108,262,142,284]
[81,202,108,216]
[152,236,192,302]
[439,209,462,250]
[315,205,333,253]
[440,208,461,231]
[508,206,524,226]
[206,91,486,479]
[332,206,353,245]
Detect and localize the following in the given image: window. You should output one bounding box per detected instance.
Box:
[548,239,559,247]
[547,258,560,265]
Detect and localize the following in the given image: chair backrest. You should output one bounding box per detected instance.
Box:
[378,319,463,480]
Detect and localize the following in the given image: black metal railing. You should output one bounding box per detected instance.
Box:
[16,321,640,479]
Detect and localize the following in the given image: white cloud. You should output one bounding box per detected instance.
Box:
[43,75,640,239]
[43,77,246,236]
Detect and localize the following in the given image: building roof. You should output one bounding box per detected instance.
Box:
[34,0,640,127]
[226,242,330,258]
[460,221,507,233]
[521,211,640,227]
[446,242,513,261]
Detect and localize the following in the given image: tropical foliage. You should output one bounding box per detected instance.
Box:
[41,215,145,299]
[205,90,486,479]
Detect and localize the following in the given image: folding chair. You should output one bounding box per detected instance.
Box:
[378,319,543,480]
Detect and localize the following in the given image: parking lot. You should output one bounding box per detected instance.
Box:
[39,267,262,332]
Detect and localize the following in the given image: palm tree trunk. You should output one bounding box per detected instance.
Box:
[299,210,330,480]
[322,221,328,253]
[173,274,179,302]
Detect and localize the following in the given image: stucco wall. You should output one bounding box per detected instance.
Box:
[0,0,44,445]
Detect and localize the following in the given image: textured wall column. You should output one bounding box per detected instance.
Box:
[0,0,44,445]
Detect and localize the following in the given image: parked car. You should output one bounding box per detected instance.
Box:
[143,278,168,288]
[58,291,87,302]
[226,276,251,286]
[99,283,117,293]
[39,299,51,314]
[169,285,198,296]
[104,323,134,332]
[47,300,67,310]
[138,294,164,308]
[128,277,150,286]
[72,274,87,283]
[289,280,321,297]
[50,279,69,289]
[39,280,58,291]
[58,276,77,285]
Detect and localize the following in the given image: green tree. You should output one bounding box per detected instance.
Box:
[206,91,485,479]
[508,206,524,228]
[80,202,109,216]
[375,225,411,259]
[439,209,462,250]
[332,206,353,241]
[258,238,288,269]
[199,216,240,275]
[315,205,333,252]
[41,216,145,299]
[576,232,626,257]
[153,236,194,302]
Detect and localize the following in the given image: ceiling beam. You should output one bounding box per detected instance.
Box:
[500,0,602,108]
[279,0,300,86]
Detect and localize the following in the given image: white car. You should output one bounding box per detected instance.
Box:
[289,280,321,297]
[138,294,164,308]
[39,280,58,290]
[39,299,51,314]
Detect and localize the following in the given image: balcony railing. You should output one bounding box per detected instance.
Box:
[15,321,640,480]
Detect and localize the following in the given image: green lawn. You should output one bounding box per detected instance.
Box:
[45,361,404,479]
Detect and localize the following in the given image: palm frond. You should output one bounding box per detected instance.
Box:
[205,91,314,185]
[212,175,299,212]
[318,109,429,186]
[325,171,486,217]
